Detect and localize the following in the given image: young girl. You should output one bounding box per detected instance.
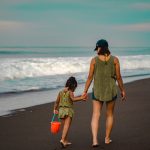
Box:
[53,76,87,148]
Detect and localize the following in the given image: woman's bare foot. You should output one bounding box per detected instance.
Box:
[92,140,99,147]
[105,137,112,144]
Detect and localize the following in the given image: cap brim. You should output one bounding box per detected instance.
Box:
[94,46,98,51]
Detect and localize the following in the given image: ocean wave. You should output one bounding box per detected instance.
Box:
[119,55,150,70]
[0,57,91,81]
[0,50,36,55]
[1,72,150,96]
[0,87,49,96]
[0,55,150,81]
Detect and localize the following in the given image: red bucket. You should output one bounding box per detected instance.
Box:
[50,114,61,134]
[50,121,61,134]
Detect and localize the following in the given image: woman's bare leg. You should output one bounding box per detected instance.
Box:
[91,100,103,145]
[105,100,115,143]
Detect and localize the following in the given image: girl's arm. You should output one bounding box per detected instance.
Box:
[83,58,95,94]
[53,92,60,113]
[114,57,126,101]
[69,91,86,102]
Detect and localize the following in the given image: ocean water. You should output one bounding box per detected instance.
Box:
[0,47,150,116]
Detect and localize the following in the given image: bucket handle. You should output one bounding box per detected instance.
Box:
[51,113,61,122]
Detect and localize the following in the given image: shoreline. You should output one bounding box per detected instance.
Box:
[0,78,150,150]
[1,76,150,117]
[1,73,150,97]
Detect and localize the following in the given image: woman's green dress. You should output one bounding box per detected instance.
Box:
[93,55,117,102]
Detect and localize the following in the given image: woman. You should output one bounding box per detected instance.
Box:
[83,39,126,147]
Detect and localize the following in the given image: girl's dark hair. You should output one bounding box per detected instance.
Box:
[98,47,111,56]
[65,76,77,92]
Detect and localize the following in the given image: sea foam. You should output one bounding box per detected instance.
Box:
[0,55,150,81]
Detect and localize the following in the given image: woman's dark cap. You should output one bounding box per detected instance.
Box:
[94,39,108,51]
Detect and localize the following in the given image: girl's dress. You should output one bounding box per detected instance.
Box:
[58,90,74,119]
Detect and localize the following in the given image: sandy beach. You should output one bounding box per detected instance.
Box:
[0,78,150,150]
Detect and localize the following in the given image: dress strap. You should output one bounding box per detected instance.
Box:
[94,56,99,64]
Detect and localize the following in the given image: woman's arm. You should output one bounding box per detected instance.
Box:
[83,58,95,94]
[53,92,60,113]
[69,91,87,102]
[114,57,126,100]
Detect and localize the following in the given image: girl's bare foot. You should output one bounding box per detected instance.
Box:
[60,140,67,148]
[66,141,72,145]
[60,139,72,148]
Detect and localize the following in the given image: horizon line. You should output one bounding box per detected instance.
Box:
[0,46,150,48]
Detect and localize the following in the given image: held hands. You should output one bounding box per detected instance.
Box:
[82,92,88,101]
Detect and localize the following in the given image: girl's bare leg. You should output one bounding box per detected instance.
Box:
[61,116,72,143]
[105,100,115,143]
[91,100,103,145]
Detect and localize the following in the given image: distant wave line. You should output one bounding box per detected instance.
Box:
[0,51,50,55]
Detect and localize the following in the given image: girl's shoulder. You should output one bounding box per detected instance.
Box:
[68,90,73,96]
[59,90,71,101]
[59,90,66,97]
[60,89,71,96]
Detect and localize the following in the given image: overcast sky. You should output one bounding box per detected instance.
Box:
[0,0,150,47]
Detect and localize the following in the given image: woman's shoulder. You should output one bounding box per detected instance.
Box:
[91,56,98,64]
[111,55,119,64]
